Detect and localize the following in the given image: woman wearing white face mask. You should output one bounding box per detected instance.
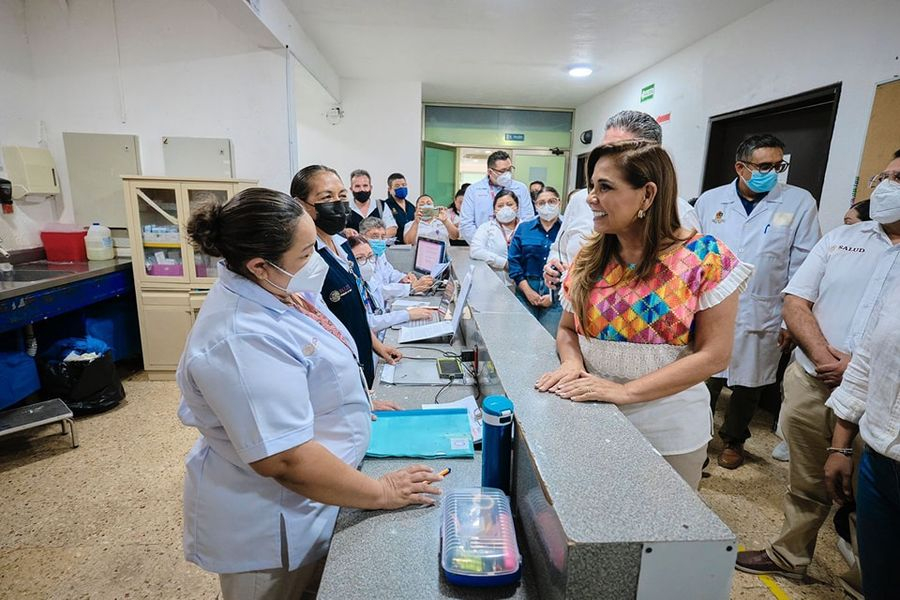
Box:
[508,187,564,335]
[403,194,458,244]
[470,189,521,277]
[347,235,439,334]
[178,189,444,600]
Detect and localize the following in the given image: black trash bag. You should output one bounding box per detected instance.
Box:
[38,351,125,415]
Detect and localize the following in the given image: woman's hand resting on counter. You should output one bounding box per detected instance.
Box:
[536,363,634,405]
[377,465,444,508]
[534,360,584,393]
[554,373,634,405]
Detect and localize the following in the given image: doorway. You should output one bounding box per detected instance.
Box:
[423,146,569,207]
[701,83,842,203]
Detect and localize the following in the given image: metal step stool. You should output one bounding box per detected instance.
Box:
[0,398,78,448]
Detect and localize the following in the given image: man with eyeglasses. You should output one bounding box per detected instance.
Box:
[459,150,535,243]
[735,149,900,588]
[695,133,821,470]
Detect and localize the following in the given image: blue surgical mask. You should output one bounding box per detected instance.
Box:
[393,186,408,200]
[369,239,387,256]
[742,168,778,194]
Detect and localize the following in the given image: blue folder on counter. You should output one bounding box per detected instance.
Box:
[367,408,475,459]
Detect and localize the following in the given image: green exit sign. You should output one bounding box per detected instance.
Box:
[640,83,655,103]
[504,133,525,141]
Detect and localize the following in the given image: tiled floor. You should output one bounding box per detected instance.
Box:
[0,376,850,599]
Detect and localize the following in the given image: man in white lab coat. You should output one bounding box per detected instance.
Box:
[544,110,701,287]
[459,150,535,243]
[696,134,820,469]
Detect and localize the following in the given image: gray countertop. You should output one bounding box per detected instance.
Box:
[0,258,133,301]
[319,250,736,599]
[319,320,538,599]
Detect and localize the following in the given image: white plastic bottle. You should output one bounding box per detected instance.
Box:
[85,222,115,261]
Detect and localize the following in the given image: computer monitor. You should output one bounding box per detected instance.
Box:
[413,237,446,275]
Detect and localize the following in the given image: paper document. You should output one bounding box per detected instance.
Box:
[391,299,432,309]
[430,261,451,279]
[423,395,482,443]
[366,408,474,458]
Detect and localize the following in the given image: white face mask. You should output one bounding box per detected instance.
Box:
[495,206,517,224]
[358,260,376,282]
[495,171,513,187]
[870,179,900,225]
[537,204,560,221]
[266,251,329,295]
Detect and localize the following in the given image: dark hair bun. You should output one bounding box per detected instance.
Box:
[187,200,225,257]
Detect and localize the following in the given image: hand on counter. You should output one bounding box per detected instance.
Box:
[534,360,583,392]
[374,338,403,364]
[371,399,401,420]
[377,465,444,509]
[554,373,633,404]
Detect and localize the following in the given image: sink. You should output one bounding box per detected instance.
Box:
[2,269,76,282]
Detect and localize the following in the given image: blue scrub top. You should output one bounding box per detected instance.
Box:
[177,262,371,574]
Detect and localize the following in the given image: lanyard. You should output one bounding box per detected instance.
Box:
[496,220,515,246]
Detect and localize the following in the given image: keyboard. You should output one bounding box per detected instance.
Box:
[406,312,443,327]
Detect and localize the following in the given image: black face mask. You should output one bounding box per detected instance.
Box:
[312,200,351,235]
[352,190,371,203]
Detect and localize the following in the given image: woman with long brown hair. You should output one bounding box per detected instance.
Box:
[535,140,753,489]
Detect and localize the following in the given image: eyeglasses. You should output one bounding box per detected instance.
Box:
[740,160,790,174]
[869,170,900,188]
[489,166,516,175]
[356,254,377,265]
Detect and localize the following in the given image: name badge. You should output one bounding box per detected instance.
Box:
[328,285,353,303]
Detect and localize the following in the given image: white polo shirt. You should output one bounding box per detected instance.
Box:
[783,221,895,376]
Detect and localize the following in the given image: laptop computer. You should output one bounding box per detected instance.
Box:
[392,280,456,329]
[398,266,475,344]
[412,237,447,276]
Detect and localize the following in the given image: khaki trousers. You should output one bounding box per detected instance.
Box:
[766,362,838,572]
[664,445,708,491]
[219,561,317,600]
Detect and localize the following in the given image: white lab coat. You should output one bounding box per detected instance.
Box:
[694,180,820,387]
[549,189,702,265]
[459,176,535,243]
[470,219,516,270]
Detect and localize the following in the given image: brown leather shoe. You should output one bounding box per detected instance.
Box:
[718,444,745,469]
[735,550,803,580]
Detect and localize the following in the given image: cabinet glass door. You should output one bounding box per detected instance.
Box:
[183,184,233,282]
[135,184,186,281]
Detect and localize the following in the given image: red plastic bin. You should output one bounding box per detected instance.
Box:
[41,229,87,262]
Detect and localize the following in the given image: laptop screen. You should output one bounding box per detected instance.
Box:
[413,237,446,274]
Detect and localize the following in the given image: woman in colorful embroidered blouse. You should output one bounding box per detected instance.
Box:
[536,140,753,489]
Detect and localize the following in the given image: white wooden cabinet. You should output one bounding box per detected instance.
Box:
[123,176,255,378]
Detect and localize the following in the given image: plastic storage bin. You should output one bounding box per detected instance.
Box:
[441,488,521,587]
[146,264,183,277]
[41,226,87,262]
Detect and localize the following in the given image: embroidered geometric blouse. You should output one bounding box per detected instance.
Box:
[561,234,750,346]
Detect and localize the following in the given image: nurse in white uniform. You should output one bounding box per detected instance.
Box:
[694,134,820,469]
[177,188,442,600]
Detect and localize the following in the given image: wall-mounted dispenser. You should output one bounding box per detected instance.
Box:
[1,146,61,198]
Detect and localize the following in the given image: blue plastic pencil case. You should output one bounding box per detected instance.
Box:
[441,488,522,587]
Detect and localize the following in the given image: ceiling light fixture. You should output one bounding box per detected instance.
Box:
[568,66,593,78]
